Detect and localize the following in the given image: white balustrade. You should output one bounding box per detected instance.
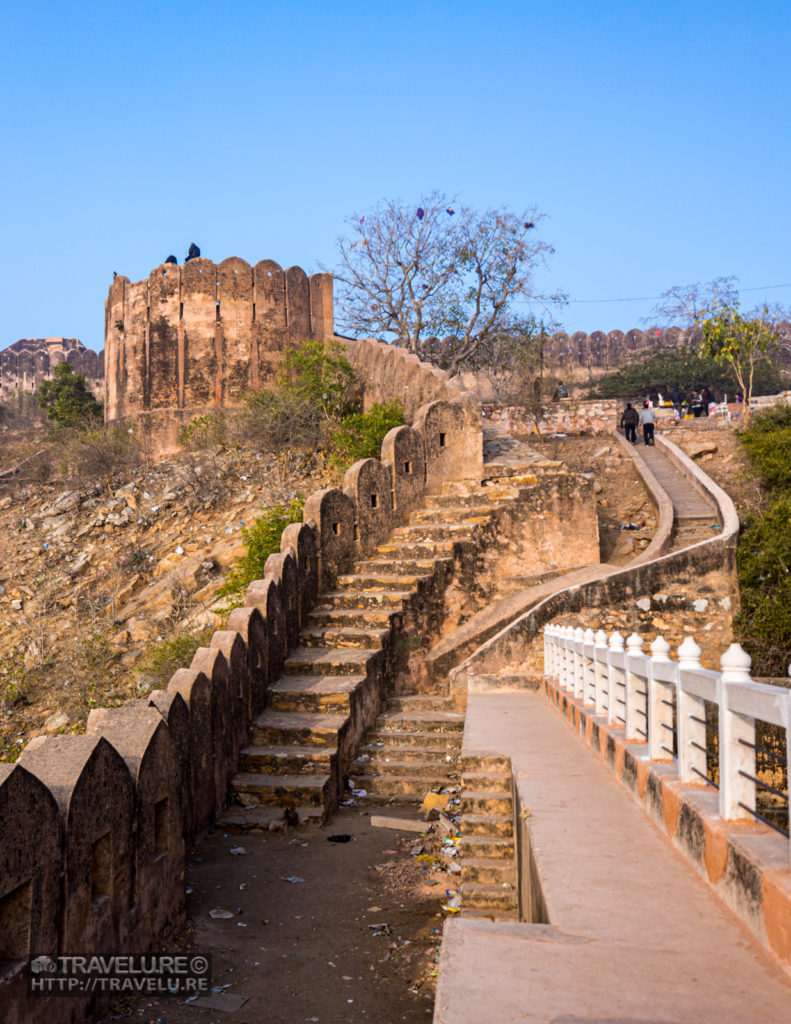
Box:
[542,624,791,860]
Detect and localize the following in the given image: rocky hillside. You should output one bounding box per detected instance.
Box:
[0,429,334,760]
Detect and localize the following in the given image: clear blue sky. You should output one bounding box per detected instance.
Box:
[3,0,789,351]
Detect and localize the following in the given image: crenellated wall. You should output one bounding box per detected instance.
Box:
[104,258,334,450]
[0,338,104,400]
[0,389,482,1024]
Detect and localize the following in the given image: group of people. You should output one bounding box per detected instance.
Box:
[670,385,714,418]
[620,402,654,445]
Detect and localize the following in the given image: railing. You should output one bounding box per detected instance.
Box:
[543,625,791,854]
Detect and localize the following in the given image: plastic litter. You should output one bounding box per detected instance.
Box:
[281,876,305,884]
[229,846,246,855]
[327,834,352,843]
[209,908,234,919]
[369,923,392,936]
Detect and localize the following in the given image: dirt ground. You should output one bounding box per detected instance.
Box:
[97,805,455,1024]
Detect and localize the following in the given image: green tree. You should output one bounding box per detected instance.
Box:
[37,362,103,426]
[333,193,561,375]
[277,339,358,421]
[700,305,781,421]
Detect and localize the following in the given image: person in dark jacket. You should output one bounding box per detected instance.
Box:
[620,403,639,444]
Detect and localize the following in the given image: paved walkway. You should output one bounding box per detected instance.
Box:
[435,692,791,1023]
[632,440,715,524]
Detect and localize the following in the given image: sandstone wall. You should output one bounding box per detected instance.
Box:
[0,391,482,1024]
[0,338,104,401]
[104,259,334,451]
[484,398,619,436]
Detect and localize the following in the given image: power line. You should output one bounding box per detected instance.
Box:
[568,282,791,305]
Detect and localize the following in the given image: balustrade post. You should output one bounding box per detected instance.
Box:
[607,631,625,726]
[676,637,708,784]
[625,633,647,741]
[648,636,674,761]
[573,627,585,699]
[594,630,609,716]
[718,644,756,821]
[583,628,596,706]
[558,627,568,687]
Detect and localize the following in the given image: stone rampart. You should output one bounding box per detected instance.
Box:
[0,338,104,401]
[484,398,619,436]
[0,389,481,1023]
[104,258,334,451]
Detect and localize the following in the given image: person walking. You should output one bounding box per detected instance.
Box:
[639,401,655,446]
[620,402,639,444]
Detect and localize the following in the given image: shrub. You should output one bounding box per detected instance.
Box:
[217,497,305,599]
[59,423,141,490]
[178,413,227,450]
[328,401,404,467]
[739,403,791,494]
[230,390,321,455]
[138,629,212,689]
[277,339,359,421]
[37,363,103,426]
[734,496,791,676]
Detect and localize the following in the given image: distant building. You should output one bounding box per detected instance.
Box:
[0,337,105,401]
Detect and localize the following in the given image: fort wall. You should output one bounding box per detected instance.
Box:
[0,338,104,401]
[0,381,481,1023]
[104,258,334,450]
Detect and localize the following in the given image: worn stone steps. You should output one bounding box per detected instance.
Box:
[376,709,465,733]
[365,727,462,749]
[376,539,457,559]
[461,790,513,816]
[461,771,512,796]
[462,858,516,886]
[298,626,389,651]
[424,489,516,509]
[239,744,335,775]
[230,771,330,806]
[386,694,456,712]
[461,813,514,838]
[314,589,412,611]
[355,556,452,576]
[267,674,363,713]
[357,742,459,765]
[250,710,348,747]
[351,756,456,779]
[411,505,495,524]
[335,572,429,590]
[307,607,395,628]
[459,835,515,861]
[218,804,325,831]
[282,646,378,676]
[391,522,477,541]
[348,772,454,800]
[459,881,518,914]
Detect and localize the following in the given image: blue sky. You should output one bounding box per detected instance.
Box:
[2,0,789,351]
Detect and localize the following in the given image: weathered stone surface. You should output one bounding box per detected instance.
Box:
[381,425,425,515]
[303,488,356,591]
[343,458,394,554]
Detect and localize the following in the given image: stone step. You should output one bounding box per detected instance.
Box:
[461,791,514,816]
[282,647,377,676]
[461,754,512,774]
[308,607,395,628]
[349,772,455,798]
[376,540,456,559]
[335,572,428,591]
[250,710,347,747]
[267,674,363,713]
[350,761,456,782]
[239,744,335,774]
[316,589,412,610]
[459,835,515,860]
[461,771,512,796]
[365,728,463,749]
[386,695,456,712]
[298,626,389,651]
[461,858,517,886]
[358,743,461,765]
[375,709,465,733]
[218,804,326,831]
[461,813,514,838]
[392,523,477,541]
[460,881,518,913]
[230,772,330,806]
[355,557,452,576]
[458,906,520,922]
[424,490,515,509]
[411,505,495,524]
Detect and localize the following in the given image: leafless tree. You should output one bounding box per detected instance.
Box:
[331,193,562,375]
[645,276,740,328]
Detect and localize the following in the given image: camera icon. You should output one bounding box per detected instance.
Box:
[30,956,57,974]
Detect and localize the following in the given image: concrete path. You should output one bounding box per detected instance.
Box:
[630,441,715,524]
[435,692,791,1023]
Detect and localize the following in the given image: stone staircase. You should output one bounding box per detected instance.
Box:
[221,479,523,831]
[458,754,519,919]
